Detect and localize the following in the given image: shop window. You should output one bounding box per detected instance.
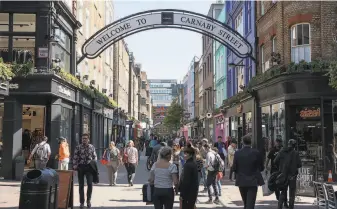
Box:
[245,112,252,134]
[261,106,271,151]
[83,113,90,134]
[0,103,4,154]
[272,36,277,53]
[54,28,71,51]
[13,14,36,32]
[60,107,72,151]
[0,36,9,62]
[234,10,243,36]
[271,102,285,143]
[0,13,9,31]
[13,36,35,64]
[291,23,311,63]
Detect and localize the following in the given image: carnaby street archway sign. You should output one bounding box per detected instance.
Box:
[78,9,254,64]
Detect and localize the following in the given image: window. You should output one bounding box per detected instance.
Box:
[13,14,36,32]
[261,45,265,72]
[52,28,71,73]
[61,107,72,152]
[247,2,251,31]
[85,9,90,39]
[235,10,243,36]
[0,13,9,31]
[236,62,244,93]
[291,23,311,63]
[272,36,277,53]
[13,36,35,64]
[261,2,265,16]
[78,1,84,33]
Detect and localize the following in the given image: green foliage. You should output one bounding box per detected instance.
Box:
[327,60,337,89]
[163,99,184,131]
[11,61,34,77]
[0,58,15,81]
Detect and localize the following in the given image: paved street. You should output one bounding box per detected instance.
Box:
[0,153,316,209]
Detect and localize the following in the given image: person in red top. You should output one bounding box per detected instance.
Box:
[58,137,70,170]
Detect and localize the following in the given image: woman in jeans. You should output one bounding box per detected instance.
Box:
[103,141,121,186]
[149,146,179,209]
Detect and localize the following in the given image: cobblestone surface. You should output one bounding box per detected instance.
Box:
[0,153,316,209]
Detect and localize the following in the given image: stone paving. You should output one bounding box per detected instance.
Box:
[0,153,316,209]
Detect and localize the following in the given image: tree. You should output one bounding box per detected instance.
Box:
[163,98,184,132]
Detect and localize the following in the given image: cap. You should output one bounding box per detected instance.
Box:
[288,139,296,147]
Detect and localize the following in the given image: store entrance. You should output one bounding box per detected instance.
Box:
[21,105,46,167]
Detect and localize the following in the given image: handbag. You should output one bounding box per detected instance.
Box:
[123,149,129,164]
[262,171,273,196]
[101,149,109,165]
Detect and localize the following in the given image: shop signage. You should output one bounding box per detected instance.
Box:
[82,97,91,107]
[236,104,243,114]
[58,85,71,97]
[299,107,320,118]
[9,83,19,89]
[0,82,9,95]
[38,47,49,58]
[103,108,114,119]
[94,101,103,114]
[82,11,251,59]
[296,165,315,197]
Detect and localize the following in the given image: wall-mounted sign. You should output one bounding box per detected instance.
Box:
[9,83,19,89]
[0,82,9,95]
[236,104,243,114]
[82,97,91,107]
[38,47,49,58]
[58,85,71,97]
[299,107,320,118]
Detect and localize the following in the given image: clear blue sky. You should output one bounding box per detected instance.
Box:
[114,0,215,81]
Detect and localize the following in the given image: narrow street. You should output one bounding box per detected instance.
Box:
[0,152,316,209]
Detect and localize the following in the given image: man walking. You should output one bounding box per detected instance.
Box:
[124,140,138,186]
[274,139,302,209]
[233,134,264,209]
[265,138,288,207]
[214,136,227,176]
[228,140,237,181]
[73,133,97,209]
[27,136,51,169]
[204,143,220,204]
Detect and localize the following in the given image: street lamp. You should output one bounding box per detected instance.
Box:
[228,62,245,68]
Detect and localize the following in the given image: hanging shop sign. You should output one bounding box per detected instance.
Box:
[299,107,320,119]
[80,93,92,109]
[236,104,243,114]
[0,81,9,96]
[296,165,315,197]
[81,10,252,61]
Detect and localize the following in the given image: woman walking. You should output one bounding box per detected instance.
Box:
[179,147,199,209]
[103,141,122,186]
[149,146,179,209]
[124,140,138,186]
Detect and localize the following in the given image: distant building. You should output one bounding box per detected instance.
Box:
[148,79,178,107]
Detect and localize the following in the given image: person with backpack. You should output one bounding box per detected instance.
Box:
[58,137,70,170]
[213,136,227,177]
[232,134,264,209]
[203,143,221,204]
[103,141,122,186]
[27,136,51,169]
[273,139,302,209]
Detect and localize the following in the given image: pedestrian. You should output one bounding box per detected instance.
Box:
[103,141,122,186]
[265,138,287,207]
[124,140,138,186]
[274,139,302,209]
[214,136,227,176]
[73,133,97,209]
[58,137,70,170]
[212,147,222,197]
[203,143,220,204]
[172,143,181,179]
[232,134,264,209]
[194,148,204,185]
[199,138,208,192]
[149,146,179,209]
[228,140,237,181]
[179,146,199,209]
[27,136,51,169]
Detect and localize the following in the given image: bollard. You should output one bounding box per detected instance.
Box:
[19,168,59,209]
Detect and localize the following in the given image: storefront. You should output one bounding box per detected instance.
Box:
[254,73,337,196]
[103,107,114,149]
[222,97,255,149]
[79,93,92,136]
[92,101,104,157]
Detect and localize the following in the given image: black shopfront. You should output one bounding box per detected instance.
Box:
[254,73,337,196]
[223,97,255,149]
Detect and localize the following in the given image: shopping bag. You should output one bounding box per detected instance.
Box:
[100,159,108,165]
[262,171,273,196]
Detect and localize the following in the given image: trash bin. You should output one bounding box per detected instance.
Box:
[15,155,25,181]
[19,168,59,209]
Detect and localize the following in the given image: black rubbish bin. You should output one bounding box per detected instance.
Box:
[19,168,59,209]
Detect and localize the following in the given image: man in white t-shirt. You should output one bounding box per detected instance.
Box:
[28,136,51,169]
[204,143,220,204]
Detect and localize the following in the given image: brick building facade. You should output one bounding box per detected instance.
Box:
[222,1,337,193]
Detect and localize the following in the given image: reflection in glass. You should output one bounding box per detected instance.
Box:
[245,112,252,134]
[61,107,72,153]
[83,113,90,134]
[0,13,9,31]
[272,102,285,143]
[13,36,35,64]
[0,36,9,62]
[52,45,70,73]
[231,117,238,140]
[13,14,36,32]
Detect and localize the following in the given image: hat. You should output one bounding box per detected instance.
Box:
[202,138,208,143]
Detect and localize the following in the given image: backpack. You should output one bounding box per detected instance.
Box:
[213,153,225,172]
[35,143,48,161]
[110,148,119,161]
